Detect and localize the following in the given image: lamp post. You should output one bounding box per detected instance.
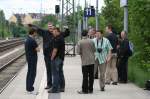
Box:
[95,0,99,31]
[120,0,128,33]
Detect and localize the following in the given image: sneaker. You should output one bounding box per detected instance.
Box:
[45,86,51,89]
[27,91,39,95]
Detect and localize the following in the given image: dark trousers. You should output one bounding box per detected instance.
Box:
[44,55,52,87]
[117,57,128,83]
[51,58,63,91]
[26,56,37,91]
[82,64,94,92]
[59,61,65,89]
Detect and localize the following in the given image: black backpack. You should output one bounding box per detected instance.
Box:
[145,80,150,90]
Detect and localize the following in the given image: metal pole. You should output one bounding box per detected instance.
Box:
[83,0,87,30]
[61,0,64,31]
[124,6,128,33]
[73,0,76,55]
[96,0,99,31]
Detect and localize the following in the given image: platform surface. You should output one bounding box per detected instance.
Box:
[0,51,150,99]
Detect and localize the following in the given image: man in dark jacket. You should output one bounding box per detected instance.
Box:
[117,31,130,83]
[48,27,65,93]
[25,28,40,95]
[28,23,70,89]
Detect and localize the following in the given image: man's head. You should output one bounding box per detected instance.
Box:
[82,30,88,37]
[96,30,104,39]
[106,24,113,33]
[48,22,54,32]
[53,27,61,37]
[121,31,127,39]
[29,28,37,37]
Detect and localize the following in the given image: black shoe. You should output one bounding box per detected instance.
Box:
[77,90,88,94]
[105,82,110,85]
[45,86,51,89]
[112,82,118,85]
[101,87,105,91]
[48,89,60,93]
[119,81,127,84]
[59,88,65,92]
[88,90,93,94]
[94,76,98,79]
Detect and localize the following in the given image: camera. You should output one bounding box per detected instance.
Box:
[97,48,103,53]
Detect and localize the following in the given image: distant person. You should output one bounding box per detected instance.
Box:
[117,31,130,83]
[76,30,95,94]
[25,28,40,95]
[88,28,96,39]
[105,25,118,85]
[93,30,112,91]
[28,23,70,90]
[48,28,65,93]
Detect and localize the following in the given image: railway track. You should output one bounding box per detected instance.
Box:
[0,50,26,94]
[0,38,24,52]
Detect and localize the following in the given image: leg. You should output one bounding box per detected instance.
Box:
[88,64,94,92]
[117,58,122,82]
[99,63,107,89]
[105,59,112,84]
[111,55,118,83]
[94,59,99,78]
[59,60,65,90]
[82,66,89,93]
[121,57,128,83]
[51,58,60,92]
[44,55,52,87]
[26,57,37,91]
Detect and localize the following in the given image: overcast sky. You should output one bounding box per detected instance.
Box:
[0,0,105,19]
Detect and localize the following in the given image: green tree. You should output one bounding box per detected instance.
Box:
[101,0,124,33]
[0,10,6,38]
[39,15,58,28]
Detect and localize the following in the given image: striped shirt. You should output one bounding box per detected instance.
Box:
[93,37,112,64]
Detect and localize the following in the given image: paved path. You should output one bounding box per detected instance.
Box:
[0,51,149,99]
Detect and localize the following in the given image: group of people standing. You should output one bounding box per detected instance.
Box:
[25,22,70,94]
[25,22,131,95]
[77,25,131,94]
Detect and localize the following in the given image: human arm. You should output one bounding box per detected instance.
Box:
[51,48,58,60]
[28,24,46,37]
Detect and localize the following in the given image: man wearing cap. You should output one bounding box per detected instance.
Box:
[28,22,70,90]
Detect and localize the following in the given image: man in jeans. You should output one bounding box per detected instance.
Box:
[77,30,95,94]
[48,27,65,93]
[28,23,69,90]
[93,30,112,91]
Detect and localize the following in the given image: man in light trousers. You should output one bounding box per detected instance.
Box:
[105,25,118,85]
[93,30,112,91]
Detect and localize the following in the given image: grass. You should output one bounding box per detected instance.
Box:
[128,57,150,88]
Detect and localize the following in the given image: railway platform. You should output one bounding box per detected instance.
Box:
[0,51,150,99]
